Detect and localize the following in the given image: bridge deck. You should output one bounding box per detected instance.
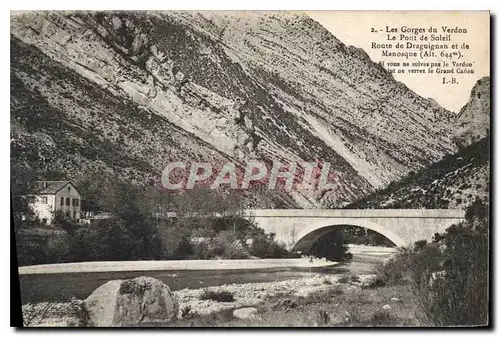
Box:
[243,209,465,219]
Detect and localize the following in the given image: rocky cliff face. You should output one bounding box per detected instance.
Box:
[454,77,490,148]
[11,11,457,208]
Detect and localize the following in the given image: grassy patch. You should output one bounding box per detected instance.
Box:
[338,274,361,284]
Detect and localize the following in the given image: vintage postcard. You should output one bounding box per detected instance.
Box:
[11,10,490,327]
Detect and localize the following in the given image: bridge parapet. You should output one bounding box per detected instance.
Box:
[243,209,465,219]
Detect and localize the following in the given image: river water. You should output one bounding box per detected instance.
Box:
[18,246,395,304]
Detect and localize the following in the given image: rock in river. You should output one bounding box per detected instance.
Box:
[233,307,259,320]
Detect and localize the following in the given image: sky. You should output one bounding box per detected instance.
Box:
[305,11,490,113]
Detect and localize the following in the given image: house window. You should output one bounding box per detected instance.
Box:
[41,196,48,204]
[68,186,71,193]
[60,197,64,206]
[72,198,79,207]
[66,211,70,218]
[73,211,77,219]
[66,197,70,206]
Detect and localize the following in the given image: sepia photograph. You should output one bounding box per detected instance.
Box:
[10,9,490,328]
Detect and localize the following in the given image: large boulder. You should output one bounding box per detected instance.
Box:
[84,276,178,327]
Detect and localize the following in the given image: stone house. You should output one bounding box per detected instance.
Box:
[29,181,81,224]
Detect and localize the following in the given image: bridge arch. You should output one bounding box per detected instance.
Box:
[244,209,465,252]
[292,218,406,252]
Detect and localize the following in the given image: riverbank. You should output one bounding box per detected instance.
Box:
[19,244,395,275]
[18,258,338,275]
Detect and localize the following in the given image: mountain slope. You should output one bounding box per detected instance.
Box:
[10,38,298,208]
[344,136,489,209]
[11,11,457,208]
[454,76,490,148]
[345,77,490,210]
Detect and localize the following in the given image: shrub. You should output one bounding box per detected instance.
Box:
[363,276,386,289]
[191,241,213,259]
[316,310,330,326]
[377,200,489,326]
[329,286,344,295]
[180,306,199,319]
[15,239,48,266]
[374,243,443,288]
[211,231,247,259]
[338,275,351,284]
[344,306,363,326]
[322,278,332,285]
[416,218,488,326]
[338,274,361,284]
[308,230,352,261]
[158,227,191,259]
[367,310,398,327]
[250,234,289,258]
[53,210,78,232]
[300,288,343,305]
[199,290,235,302]
[74,220,135,261]
[45,236,71,263]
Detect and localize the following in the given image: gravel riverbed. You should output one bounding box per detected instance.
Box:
[174,273,376,317]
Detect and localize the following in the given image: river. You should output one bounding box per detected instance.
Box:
[17,245,395,304]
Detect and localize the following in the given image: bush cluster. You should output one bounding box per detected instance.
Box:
[199,290,235,302]
[374,198,489,326]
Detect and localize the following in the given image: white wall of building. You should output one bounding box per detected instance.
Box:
[30,183,81,225]
[54,184,81,221]
[31,194,55,224]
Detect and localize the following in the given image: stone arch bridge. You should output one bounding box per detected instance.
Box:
[242,209,465,251]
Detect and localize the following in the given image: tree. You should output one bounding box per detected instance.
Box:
[11,164,38,226]
[309,230,352,261]
[69,219,134,262]
[465,197,488,227]
[15,238,48,266]
[250,232,289,259]
[53,210,77,232]
[158,226,190,259]
[89,178,162,260]
[11,163,37,197]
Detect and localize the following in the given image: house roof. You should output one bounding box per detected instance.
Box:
[32,181,77,195]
